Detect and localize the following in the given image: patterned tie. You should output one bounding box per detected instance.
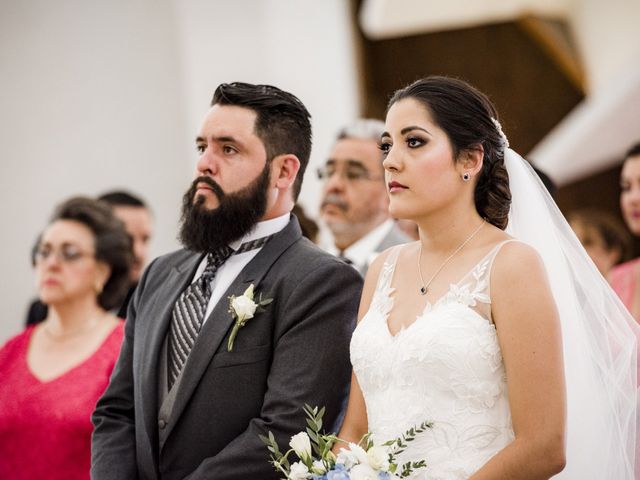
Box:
[167,234,275,389]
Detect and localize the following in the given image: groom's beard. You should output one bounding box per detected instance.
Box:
[179,164,271,254]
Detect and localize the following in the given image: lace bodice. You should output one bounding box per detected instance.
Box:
[351,243,515,480]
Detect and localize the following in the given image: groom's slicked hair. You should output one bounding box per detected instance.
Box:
[388,76,511,230]
[212,82,312,200]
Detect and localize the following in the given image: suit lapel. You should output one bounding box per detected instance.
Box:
[161,216,302,444]
[139,252,204,454]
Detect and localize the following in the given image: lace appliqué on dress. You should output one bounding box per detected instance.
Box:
[350,242,516,480]
[426,254,492,319]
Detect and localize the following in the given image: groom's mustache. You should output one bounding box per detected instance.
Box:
[190,175,226,204]
[321,193,348,212]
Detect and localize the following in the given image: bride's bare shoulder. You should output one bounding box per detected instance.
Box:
[492,240,549,289]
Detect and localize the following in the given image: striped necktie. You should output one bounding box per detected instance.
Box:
[167,233,274,390]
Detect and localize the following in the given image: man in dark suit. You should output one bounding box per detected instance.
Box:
[91,82,363,479]
[97,190,154,319]
[319,119,412,275]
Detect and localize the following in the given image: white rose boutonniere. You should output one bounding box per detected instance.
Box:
[227,284,273,351]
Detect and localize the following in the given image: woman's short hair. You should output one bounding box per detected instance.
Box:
[34,196,133,310]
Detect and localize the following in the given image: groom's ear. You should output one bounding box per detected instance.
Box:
[271,153,300,191]
[458,145,484,177]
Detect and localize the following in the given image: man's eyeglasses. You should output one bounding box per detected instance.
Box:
[34,245,95,264]
[316,164,383,182]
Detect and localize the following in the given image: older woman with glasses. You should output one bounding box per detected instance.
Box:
[0,196,132,479]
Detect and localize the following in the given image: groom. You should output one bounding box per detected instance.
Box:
[91,82,362,479]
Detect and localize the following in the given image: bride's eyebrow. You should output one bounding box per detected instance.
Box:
[401,126,431,136]
[380,126,431,139]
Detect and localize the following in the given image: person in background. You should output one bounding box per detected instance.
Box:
[532,165,557,198]
[25,190,153,324]
[292,203,319,243]
[0,196,132,479]
[319,118,411,274]
[568,208,631,277]
[395,218,419,240]
[97,190,154,317]
[611,142,640,320]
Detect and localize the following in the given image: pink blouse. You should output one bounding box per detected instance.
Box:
[0,322,124,479]
[610,258,640,319]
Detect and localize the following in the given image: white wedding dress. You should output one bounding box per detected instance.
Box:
[351,150,638,479]
[351,242,516,480]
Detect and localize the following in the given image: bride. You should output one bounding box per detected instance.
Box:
[337,76,638,479]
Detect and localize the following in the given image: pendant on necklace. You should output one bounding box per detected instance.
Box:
[420,286,428,295]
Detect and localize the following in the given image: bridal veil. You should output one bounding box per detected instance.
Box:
[505,149,638,479]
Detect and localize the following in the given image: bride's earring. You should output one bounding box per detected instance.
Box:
[462,172,471,182]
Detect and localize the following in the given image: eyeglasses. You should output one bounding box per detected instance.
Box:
[34,245,95,264]
[316,164,383,182]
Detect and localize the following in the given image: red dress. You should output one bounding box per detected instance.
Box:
[0,322,124,479]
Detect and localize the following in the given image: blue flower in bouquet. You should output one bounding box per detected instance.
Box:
[326,463,349,480]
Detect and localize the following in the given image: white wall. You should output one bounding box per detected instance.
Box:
[172,0,359,211]
[573,0,640,95]
[0,0,358,342]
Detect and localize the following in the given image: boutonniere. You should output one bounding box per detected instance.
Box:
[227,284,273,352]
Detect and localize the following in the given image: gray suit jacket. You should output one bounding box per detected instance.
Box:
[376,223,412,254]
[91,216,363,480]
[356,223,412,276]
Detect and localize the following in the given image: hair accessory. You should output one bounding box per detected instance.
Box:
[418,219,485,295]
[491,118,509,151]
[462,172,471,182]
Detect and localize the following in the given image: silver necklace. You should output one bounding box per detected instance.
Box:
[418,219,486,295]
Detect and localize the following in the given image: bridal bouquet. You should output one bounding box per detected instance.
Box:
[260,405,432,480]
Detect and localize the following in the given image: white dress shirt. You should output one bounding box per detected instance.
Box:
[189,213,290,325]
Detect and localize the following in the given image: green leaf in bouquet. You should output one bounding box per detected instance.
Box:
[400,460,428,477]
[259,430,294,475]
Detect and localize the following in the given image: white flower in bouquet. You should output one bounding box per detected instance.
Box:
[288,461,311,480]
[350,463,379,480]
[348,442,369,464]
[289,432,312,460]
[311,459,327,475]
[336,445,359,469]
[366,445,390,471]
[337,442,369,469]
